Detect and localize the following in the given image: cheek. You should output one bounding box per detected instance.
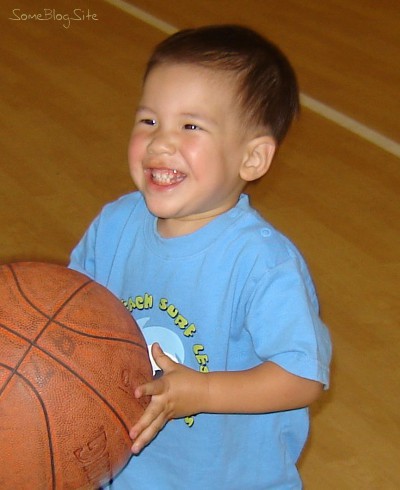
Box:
[128,134,145,167]
[127,134,147,185]
[181,139,216,172]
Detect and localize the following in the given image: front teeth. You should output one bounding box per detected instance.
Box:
[151,169,183,185]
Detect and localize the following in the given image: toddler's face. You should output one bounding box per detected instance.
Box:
[128,63,252,237]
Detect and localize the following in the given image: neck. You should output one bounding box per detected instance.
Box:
[156,215,214,238]
[157,205,238,238]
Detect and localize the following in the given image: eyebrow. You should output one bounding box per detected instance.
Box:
[136,106,155,114]
[181,112,218,126]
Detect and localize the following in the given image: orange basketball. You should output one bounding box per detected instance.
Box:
[0,262,152,489]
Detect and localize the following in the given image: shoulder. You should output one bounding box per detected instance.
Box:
[227,196,319,306]
[90,191,150,233]
[99,191,145,220]
[232,195,304,269]
[69,192,149,280]
[84,191,149,243]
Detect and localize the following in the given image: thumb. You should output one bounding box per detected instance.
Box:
[151,342,176,373]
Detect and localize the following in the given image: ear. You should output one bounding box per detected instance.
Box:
[240,136,276,182]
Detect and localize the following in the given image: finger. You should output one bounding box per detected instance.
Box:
[129,395,165,439]
[131,411,168,454]
[151,343,176,372]
[134,378,164,398]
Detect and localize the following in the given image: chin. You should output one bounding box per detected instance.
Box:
[144,200,175,219]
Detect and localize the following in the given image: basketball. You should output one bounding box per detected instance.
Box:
[0,262,152,489]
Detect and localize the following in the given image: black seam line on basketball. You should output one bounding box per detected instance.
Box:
[7,264,93,334]
[0,361,57,490]
[28,344,133,436]
[6,264,146,350]
[0,317,147,353]
[5,265,93,389]
[0,322,31,397]
[4,268,136,436]
[0,325,140,442]
[50,319,148,351]
[4,264,93,401]
[0,320,146,415]
[0,340,131,441]
[0,321,37,345]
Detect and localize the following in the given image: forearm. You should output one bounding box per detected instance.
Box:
[199,362,323,414]
[130,346,323,454]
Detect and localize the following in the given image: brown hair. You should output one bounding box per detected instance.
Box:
[144,25,299,144]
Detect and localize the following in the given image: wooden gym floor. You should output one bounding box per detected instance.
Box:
[1,0,399,488]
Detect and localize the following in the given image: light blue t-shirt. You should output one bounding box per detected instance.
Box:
[69,192,331,489]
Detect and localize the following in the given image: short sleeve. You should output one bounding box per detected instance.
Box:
[245,257,331,387]
[68,216,99,279]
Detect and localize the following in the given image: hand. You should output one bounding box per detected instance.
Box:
[130,343,207,454]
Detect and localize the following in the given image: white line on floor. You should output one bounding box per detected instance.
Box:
[103,0,400,158]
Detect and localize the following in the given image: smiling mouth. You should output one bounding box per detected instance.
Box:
[150,168,186,186]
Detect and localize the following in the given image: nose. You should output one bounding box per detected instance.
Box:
[147,128,176,156]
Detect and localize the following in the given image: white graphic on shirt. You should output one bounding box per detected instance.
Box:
[136,317,185,374]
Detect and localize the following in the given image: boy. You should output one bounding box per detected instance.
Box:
[69,25,331,489]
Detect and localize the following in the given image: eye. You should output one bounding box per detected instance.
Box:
[140,118,157,126]
[183,123,202,131]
